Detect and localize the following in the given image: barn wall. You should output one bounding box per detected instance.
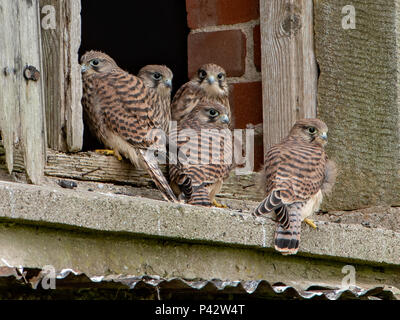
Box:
[315,0,400,210]
[185,0,264,170]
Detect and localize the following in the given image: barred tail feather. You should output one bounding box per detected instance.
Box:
[188,186,212,207]
[254,191,290,229]
[177,174,192,200]
[274,208,301,255]
[139,149,178,203]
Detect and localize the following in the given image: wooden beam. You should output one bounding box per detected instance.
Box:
[0,1,18,174]
[39,0,83,152]
[0,0,46,184]
[64,0,83,152]
[0,144,264,202]
[45,150,264,202]
[259,0,317,151]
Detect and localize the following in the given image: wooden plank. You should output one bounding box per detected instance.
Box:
[0,142,263,202]
[0,1,18,174]
[314,0,400,210]
[63,0,83,152]
[45,150,157,188]
[39,0,83,152]
[259,0,317,151]
[44,150,264,202]
[19,1,46,184]
[0,0,46,184]
[0,143,24,173]
[40,0,66,151]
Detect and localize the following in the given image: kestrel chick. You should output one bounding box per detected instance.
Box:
[254,119,336,255]
[169,102,232,207]
[171,64,230,123]
[138,65,173,133]
[80,50,177,202]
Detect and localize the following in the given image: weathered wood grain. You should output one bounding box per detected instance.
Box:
[0,1,20,174]
[39,0,83,152]
[0,0,46,184]
[0,143,263,202]
[315,0,400,210]
[260,0,318,152]
[40,0,66,151]
[64,0,83,152]
[44,150,264,202]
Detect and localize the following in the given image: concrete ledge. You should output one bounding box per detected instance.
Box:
[0,180,399,266]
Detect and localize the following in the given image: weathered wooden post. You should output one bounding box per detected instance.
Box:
[0,0,46,184]
[260,0,318,151]
[315,0,400,210]
[39,0,83,152]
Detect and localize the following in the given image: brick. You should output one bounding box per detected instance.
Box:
[188,30,246,77]
[229,81,264,170]
[186,0,260,29]
[229,82,262,129]
[253,24,261,72]
[186,0,217,29]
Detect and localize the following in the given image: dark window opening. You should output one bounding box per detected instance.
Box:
[79,1,189,150]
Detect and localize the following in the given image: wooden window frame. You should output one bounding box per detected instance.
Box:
[1,0,316,204]
[260,0,317,151]
[40,0,83,153]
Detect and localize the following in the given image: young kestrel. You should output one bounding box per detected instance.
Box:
[80,51,177,202]
[254,119,336,255]
[169,102,233,207]
[171,63,230,123]
[137,65,173,134]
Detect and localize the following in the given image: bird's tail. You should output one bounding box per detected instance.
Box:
[176,173,193,200]
[274,205,302,255]
[254,191,290,229]
[188,185,211,207]
[138,149,178,203]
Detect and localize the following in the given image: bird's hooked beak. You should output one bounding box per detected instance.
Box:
[81,64,88,73]
[220,114,230,124]
[164,79,172,88]
[207,75,215,85]
[320,132,328,141]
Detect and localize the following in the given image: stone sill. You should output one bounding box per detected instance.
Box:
[0,180,399,266]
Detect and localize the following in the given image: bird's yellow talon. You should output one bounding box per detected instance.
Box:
[95,149,122,161]
[212,199,227,208]
[95,149,114,156]
[304,218,317,229]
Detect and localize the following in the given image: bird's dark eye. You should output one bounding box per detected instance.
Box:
[152,72,162,81]
[90,59,99,67]
[198,69,207,79]
[217,73,225,80]
[208,109,219,117]
[307,127,316,134]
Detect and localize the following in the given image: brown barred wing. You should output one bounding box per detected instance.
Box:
[254,145,293,228]
[97,71,164,148]
[254,190,290,229]
[274,141,327,202]
[90,70,177,202]
[169,124,233,206]
[255,139,327,223]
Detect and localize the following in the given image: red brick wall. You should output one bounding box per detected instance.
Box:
[185,0,263,170]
